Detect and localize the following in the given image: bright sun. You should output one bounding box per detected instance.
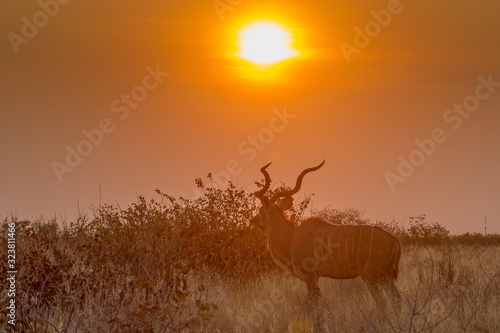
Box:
[236,20,300,66]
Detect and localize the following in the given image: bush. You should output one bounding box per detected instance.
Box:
[1,178,498,331]
[0,176,313,332]
[404,214,450,245]
[315,207,371,225]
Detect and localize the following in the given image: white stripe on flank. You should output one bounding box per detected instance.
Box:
[328,225,339,274]
[356,226,362,266]
[382,230,388,253]
[336,227,344,271]
[352,226,357,267]
[345,226,353,268]
[363,226,375,273]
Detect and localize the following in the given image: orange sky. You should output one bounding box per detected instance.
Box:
[1,0,500,234]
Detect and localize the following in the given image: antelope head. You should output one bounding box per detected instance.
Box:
[251,160,325,232]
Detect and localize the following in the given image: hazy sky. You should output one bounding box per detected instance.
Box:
[1,0,499,234]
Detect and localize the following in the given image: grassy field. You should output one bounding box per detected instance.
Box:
[2,225,499,333]
[222,245,500,333]
[158,245,500,332]
[1,187,499,332]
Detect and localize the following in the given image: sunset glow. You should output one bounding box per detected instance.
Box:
[235,20,299,65]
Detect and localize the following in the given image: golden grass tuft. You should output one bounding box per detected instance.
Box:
[288,314,315,333]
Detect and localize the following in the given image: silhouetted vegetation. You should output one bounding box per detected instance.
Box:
[318,207,500,246]
[0,178,499,332]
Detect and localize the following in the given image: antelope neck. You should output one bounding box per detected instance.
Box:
[266,206,294,269]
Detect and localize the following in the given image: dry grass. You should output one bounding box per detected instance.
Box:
[190,245,500,332]
[2,217,499,332]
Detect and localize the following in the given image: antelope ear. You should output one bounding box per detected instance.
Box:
[278,196,294,211]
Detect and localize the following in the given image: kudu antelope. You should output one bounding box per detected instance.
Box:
[251,161,401,310]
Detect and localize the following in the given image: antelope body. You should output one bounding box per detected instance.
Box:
[252,161,401,308]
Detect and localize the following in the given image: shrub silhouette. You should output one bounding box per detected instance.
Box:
[1,178,498,332]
